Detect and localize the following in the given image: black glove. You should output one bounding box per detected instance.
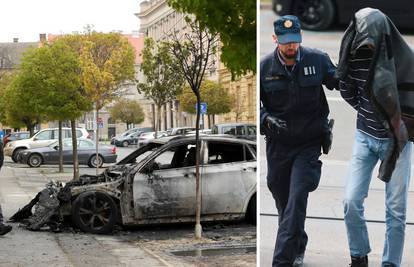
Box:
[265,115,288,134]
[322,119,334,154]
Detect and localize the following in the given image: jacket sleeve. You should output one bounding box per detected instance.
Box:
[322,53,339,90]
[339,76,359,110]
[260,78,269,135]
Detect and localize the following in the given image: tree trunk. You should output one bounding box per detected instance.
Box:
[151,104,155,130]
[164,103,168,131]
[157,105,162,132]
[71,120,79,180]
[170,101,174,128]
[95,107,100,175]
[212,114,215,126]
[58,121,63,173]
[207,115,211,129]
[195,92,202,239]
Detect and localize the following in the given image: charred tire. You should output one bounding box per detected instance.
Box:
[246,194,256,225]
[88,154,104,168]
[122,141,129,147]
[12,148,25,163]
[293,0,335,30]
[28,154,42,168]
[72,191,118,234]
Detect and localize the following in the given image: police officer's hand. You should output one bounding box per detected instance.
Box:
[265,115,288,134]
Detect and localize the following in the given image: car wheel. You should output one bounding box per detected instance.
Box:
[88,154,104,168]
[28,154,42,168]
[122,141,129,147]
[12,148,25,163]
[72,191,118,234]
[246,194,256,225]
[293,0,335,30]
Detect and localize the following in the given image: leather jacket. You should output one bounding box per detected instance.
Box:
[335,8,414,182]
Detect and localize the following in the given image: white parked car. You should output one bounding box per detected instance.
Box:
[137,131,168,147]
[4,128,90,162]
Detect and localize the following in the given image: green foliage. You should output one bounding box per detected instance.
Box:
[79,32,136,110]
[137,38,184,106]
[178,80,232,115]
[168,0,256,77]
[109,98,145,125]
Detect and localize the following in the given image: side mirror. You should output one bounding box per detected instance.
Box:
[53,145,59,150]
[32,137,38,141]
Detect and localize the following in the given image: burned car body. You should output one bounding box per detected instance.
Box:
[12,135,257,234]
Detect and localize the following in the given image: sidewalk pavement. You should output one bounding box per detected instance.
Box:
[0,165,170,267]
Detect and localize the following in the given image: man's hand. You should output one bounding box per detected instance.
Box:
[322,119,335,154]
[265,115,288,134]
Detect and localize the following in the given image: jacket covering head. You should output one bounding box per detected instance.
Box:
[336,8,414,182]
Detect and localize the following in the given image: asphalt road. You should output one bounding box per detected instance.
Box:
[260,8,414,267]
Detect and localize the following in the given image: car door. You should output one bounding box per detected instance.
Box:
[132,142,197,220]
[201,141,256,216]
[77,139,94,164]
[61,139,74,163]
[31,130,55,148]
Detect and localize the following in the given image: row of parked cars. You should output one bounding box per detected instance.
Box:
[3,128,116,168]
[111,123,256,147]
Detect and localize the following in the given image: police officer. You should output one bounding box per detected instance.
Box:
[260,15,337,267]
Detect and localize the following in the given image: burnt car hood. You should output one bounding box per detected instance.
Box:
[335,8,414,182]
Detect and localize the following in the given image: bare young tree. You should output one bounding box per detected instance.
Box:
[168,18,219,239]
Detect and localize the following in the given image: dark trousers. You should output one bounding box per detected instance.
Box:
[266,139,322,267]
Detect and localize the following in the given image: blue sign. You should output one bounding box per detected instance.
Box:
[195,102,207,115]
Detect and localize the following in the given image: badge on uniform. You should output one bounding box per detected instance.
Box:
[304,66,316,76]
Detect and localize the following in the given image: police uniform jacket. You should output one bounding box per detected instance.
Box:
[260,46,337,146]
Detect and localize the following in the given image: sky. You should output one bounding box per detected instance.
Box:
[0,0,142,42]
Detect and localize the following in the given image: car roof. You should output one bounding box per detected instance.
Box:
[150,134,256,145]
[214,123,255,127]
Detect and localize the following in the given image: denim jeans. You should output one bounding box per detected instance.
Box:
[343,130,411,267]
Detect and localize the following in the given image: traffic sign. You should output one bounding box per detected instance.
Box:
[195,102,207,115]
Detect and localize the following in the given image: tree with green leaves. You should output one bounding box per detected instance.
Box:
[168,0,256,77]
[78,31,136,174]
[109,98,145,128]
[137,37,184,133]
[1,48,45,136]
[178,80,232,128]
[169,18,219,239]
[27,39,91,174]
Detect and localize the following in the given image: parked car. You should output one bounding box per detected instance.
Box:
[187,129,212,135]
[272,0,414,30]
[110,127,153,145]
[18,138,117,168]
[211,123,256,141]
[114,131,144,147]
[137,131,168,147]
[166,127,196,136]
[12,135,257,234]
[4,128,90,162]
[3,132,30,146]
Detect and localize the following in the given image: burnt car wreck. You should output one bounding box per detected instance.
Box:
[11,135,257,234]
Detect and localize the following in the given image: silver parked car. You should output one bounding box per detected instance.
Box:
[18,138,117,168]
[12,135,257,234]
[4,127,90,162]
